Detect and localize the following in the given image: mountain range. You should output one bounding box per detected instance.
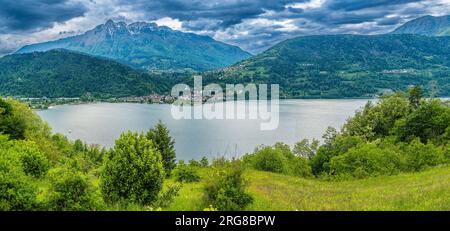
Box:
[16,20,251,72]
[3,15,450,98]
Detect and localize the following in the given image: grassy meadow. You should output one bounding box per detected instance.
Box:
[166,166,450,211]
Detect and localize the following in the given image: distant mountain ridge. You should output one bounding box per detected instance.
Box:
[392,15,450,36]
[16,20,251,72]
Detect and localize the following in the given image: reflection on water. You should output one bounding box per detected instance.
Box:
[37,99,371,160]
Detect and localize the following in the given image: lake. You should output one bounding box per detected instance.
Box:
[37,99,371,160]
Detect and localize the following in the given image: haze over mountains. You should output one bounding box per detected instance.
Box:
[16,20,251,72]
[3,15,450,98]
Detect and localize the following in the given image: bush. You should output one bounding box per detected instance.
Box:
[154,183,181,208]
[14,141,49,178]
[200,157,209,167]
[0,138,39,210]
[246,146,288,173]
[0,159,38,210]
[188,159,201,167]
[244,143,312,177]
[329,143,404,178]
[101,131,165,205]
[290,157,313,178]
[211,157,230,167]
[310,135,363,176]
[403,139,445,171]
[173,162,200,183]
[47,168,102,211]
[204,162,253,211]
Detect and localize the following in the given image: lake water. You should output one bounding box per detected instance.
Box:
[37,99,371,160]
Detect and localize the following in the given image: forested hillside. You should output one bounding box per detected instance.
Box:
[201,34,450,98]
[0,49,168,98]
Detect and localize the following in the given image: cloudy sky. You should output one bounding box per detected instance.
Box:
[1,0,450,55]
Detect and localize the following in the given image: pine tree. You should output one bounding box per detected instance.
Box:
[147,121,176,176]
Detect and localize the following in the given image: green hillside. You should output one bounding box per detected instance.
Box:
[167,166,450,211]
[201,34,450,98]
[0,49,168,98]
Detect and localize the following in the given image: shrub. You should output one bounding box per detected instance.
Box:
[173,162,200,183]
[329,143,404,178]
[101,132,164,205]
[154,183,181,208]
[211,157,230,167]
[14,141,49,178]
[289,157,313,178]
[47,168,102,211]
[310,135,363,175]
[403,139,445,171]
[0,138,39,210]
[200,157,209,167]
[204,162,253,211]
[188,159,201,167]
[246,146,288,173]
[0,159,37,210]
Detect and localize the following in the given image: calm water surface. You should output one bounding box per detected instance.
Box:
[37,99,371,160]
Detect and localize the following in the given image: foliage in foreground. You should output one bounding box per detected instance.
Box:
[101,132,165,205]
[1,86,450,211]
[146,121,177,176]
[204,161,253,211]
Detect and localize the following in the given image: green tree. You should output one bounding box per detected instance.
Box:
[293,138,319,159]
[409,85,423,108]
[394,99,450,143]
[0,98,50,141]
[147,121,176,176]
[200,156,209,167]
[101,131,164,205]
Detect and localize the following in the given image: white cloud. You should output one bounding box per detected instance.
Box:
[287,0,325,10]
[154,17,183,31]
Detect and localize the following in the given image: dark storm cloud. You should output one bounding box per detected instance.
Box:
[0,0,448,55]
[0,0,87,33]
[120,0,306,29]
[325,0,422,11]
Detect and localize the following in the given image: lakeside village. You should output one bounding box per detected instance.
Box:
[15,90,216,109]
[16,94,176,109]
